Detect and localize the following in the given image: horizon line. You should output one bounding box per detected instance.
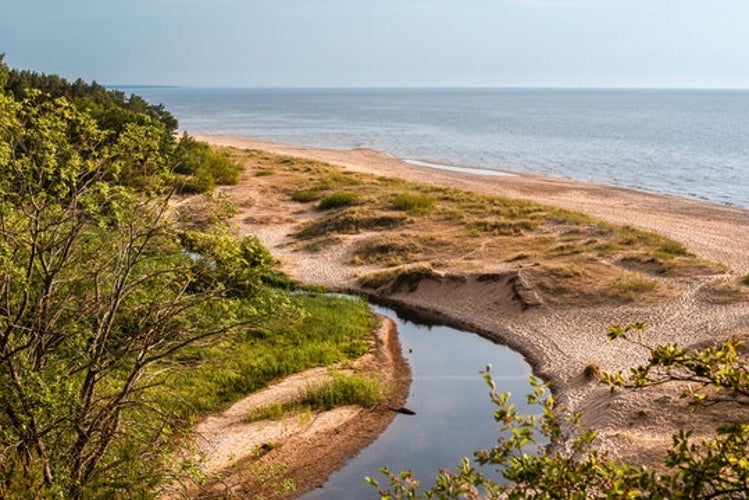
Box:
[107,84,749,92]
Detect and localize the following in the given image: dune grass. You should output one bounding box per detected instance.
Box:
[226,148,721,303]
[319,191,361,210]
[391,192,435,215]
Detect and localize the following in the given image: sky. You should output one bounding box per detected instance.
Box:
[2,0,749,88]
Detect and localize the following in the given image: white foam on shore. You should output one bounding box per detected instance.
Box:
[405,159,516,177]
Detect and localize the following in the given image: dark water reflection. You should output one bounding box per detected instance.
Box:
[302,303,535,498]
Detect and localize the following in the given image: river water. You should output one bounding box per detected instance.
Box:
[302,303,535,499]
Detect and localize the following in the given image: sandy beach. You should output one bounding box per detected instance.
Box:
[188,133,748,494]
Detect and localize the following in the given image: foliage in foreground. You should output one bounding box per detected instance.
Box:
[0,85,266,496]
[370,325,748,499]
[0,58,377,497]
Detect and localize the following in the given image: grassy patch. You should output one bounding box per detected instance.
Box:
[743,274,749,286]
[300,374,380,410]
[166,293,377,416]
[470,219,539,236]
[391,192,435,215]
[319,191,361,210]
[245,402,288,422]
[607,273,658,302]
[704,280,749,304]
[290,189,321,203]
[243,374,380,423]
[300,236,341,253]
[295,209,409,239]
[351,235,424,266]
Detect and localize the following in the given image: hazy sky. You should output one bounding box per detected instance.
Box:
[3,0,749,88]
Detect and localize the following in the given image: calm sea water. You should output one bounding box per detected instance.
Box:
[135,87,749,208]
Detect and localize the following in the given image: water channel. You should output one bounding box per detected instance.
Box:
[302,303,536,498]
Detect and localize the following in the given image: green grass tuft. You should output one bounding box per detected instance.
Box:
[300,374,380,410]
[352,236,423,266]
[319,192,361,210]
[244,402,288,423]
[291,189,321,203]
[391,192,435,215]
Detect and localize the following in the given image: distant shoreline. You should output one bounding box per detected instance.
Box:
[131,86,749,207]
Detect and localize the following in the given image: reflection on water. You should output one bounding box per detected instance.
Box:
[302,303,535,499]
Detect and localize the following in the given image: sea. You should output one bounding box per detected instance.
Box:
[132,87,749,208]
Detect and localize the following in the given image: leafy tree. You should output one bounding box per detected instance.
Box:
[371,325,748,499]
[0,84,271,497]
[0,54,8,90]
[171,133,244,193]
[2,63,177,134]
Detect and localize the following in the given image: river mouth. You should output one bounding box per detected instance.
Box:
[303,302,536,499]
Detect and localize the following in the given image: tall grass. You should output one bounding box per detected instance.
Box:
[391,192,435,215]
[163,293,377,416]
[243,374,380,423]
[301,374,380,410]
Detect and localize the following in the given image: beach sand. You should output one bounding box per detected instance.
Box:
[188,133,748,495]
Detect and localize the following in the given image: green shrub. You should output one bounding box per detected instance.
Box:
[742,274,749,286]
[319,192,361,210]
[172,135,243,192]
[178,168,216,194]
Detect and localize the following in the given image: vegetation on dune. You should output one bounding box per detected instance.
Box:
[319,191,362,209]
[226,147,719,304]
[351,234,426,266]
[0,57,379,497]
[391,191,436,215]
[371,326,749,499]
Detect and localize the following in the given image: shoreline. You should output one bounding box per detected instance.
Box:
[191,133,748,493]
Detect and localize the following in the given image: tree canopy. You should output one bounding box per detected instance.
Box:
[0,57,272,496]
